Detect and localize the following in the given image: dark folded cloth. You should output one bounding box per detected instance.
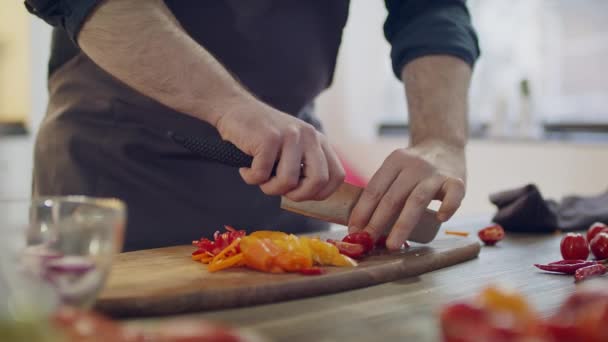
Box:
[489,184,608,233]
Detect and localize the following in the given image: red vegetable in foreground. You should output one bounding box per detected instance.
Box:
[52,306,244,342]
[440,286,541,342]
[560,233,589,260]
[441,285,608,342]
[477,224,505,245]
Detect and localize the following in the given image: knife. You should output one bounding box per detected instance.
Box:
[168,132,441,243]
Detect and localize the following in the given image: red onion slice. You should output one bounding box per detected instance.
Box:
[46,256,95,274]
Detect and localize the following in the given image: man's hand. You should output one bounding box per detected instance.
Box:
[349,55,472,250]
[216,100,344,201]
[349,141,465,249]
[78,0,344,201]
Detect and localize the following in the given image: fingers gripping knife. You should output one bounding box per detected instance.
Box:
[168,132,441,243]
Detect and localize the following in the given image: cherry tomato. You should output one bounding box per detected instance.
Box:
[327,240,365,259]
[477,224,505,246]
[587,222,608,243]
[560,233,589,260]
[590,232,608,260]
[342,231,374,253]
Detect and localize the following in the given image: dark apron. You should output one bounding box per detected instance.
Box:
[33,0,349,251]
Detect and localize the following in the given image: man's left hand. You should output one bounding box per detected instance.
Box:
[348,140,466,250]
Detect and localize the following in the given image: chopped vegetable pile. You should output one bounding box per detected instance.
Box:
[191,227,392,274]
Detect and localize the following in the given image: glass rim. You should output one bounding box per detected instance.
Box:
[0,195,126,212]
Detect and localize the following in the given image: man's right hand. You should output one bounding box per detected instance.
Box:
[77,0,344,201]
[216,100,345,202]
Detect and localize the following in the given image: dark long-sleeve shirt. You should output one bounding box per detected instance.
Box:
[25,0,479,81]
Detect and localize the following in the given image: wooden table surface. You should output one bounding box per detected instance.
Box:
[128,216,605,342]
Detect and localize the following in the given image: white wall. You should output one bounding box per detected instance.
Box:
[316,0,404,143]
[28,18,52,132]
[0,18,50,198]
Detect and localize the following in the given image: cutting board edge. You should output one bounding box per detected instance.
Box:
[95,240,481,318]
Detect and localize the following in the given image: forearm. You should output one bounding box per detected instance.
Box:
[78,0,255,126]
[402,55,472,149]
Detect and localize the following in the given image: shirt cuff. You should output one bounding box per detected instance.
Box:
[384,1,480,79]
[24,0,102,45]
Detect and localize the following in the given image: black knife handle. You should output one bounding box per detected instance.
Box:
[167,131,255,169]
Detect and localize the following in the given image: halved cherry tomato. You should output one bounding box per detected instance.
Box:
[478,224,505,246]
[342,232,374,253]
[327,240,366,259]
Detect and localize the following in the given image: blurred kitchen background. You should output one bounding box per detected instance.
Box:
[1,0,607,219]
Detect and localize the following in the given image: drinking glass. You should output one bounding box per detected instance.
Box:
[0,196,126,340]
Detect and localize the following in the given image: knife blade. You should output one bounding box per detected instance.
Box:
[168,131,441,243]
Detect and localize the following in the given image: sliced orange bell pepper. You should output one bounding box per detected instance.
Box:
[271,235,314,271]
[240,236,283,273]
[302,237,357,267]
[208,253,244,272]
[192,253,205,261]
[274,251,312,272]
[250,231,289,241]
[331,253,357,267]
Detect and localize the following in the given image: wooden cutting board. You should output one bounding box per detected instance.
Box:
[96,232,480,318]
